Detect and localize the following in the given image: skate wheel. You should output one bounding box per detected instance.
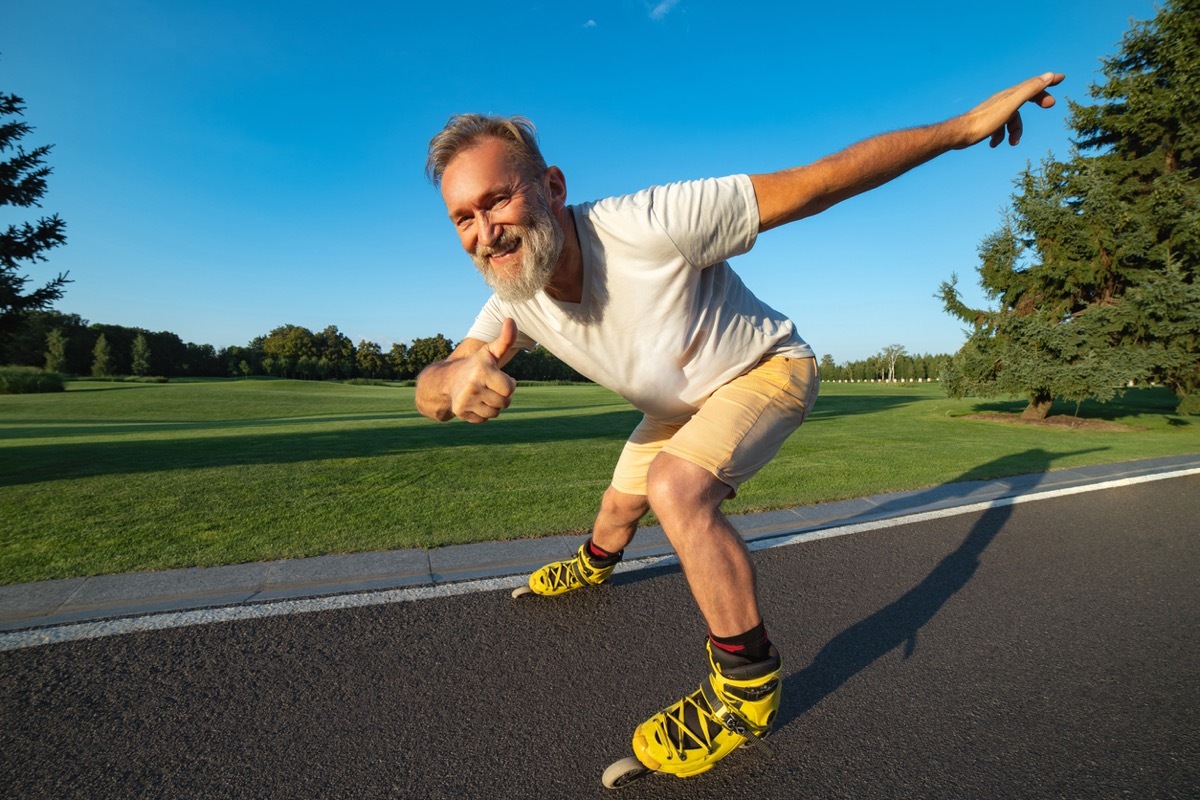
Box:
[511,584,535,599]
[602,756,650,789]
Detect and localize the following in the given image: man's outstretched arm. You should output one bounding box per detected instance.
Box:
[751,72,1065,231]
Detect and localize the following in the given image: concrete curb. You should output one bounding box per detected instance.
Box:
[3,454,1198,633]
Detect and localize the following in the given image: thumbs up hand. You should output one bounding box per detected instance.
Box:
[448,318,518,423]
[483,317,517,364]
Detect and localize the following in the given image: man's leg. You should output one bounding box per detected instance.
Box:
[644,356,817,638]
[516,486,649,598]
[645,453,758,637]
[590,485,650,555]
[624,357,817,778]
[515,416,660,598]
[627,465,783,780]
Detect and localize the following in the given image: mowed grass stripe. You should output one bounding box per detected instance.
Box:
[1,379,1196,585]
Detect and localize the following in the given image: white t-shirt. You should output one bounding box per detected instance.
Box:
[466,174,814,423]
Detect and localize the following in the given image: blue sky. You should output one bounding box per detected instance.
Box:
[2,0,1157,362]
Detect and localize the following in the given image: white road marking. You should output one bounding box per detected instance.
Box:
[2,468,1197,652]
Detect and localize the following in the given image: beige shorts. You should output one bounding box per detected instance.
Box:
[610,355,819,497]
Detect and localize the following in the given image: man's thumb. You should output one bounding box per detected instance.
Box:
[486,318,517,360]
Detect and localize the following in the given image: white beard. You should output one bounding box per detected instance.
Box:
[471,188,564,303]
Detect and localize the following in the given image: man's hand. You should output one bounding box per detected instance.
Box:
[447,318,518,423]
[414,318,519,423]
[752,71,1066,230]
[955,72,1065,149]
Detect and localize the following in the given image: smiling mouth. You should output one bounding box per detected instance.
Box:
[491,243,519,261]
[480,234,521,263]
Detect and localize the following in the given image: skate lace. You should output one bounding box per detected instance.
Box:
[659,686,722,757]
[542,557,588,592]
[656,682,773,760]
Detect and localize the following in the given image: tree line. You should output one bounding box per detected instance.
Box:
[7,309,951,386]
[2,310,589,383]
[818,348,951,383]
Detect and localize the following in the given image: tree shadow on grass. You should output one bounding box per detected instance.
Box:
[966,386,1181,422]
[0,414,425,440]
[0,390,940,488]
[803,393,925,422]
[0,379,953,486]
[0,409,647,487]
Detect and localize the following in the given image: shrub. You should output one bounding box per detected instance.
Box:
[0,366,66,394]
[72,375,169,384]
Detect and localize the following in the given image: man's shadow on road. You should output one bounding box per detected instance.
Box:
[775,447,1099,729]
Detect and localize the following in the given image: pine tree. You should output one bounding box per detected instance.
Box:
[1,91,69,358]
[939,0,1199,417]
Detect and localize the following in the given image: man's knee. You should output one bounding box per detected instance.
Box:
[601,485,650,524]
[646,453,729,521]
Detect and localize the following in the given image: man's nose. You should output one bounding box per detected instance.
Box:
[475,210,500,246]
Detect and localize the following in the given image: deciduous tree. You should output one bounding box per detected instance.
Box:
[131,332,151,377]
[316,325,355,378]
[91,333,111,378]
[877,344,907,383]
[356,340,384,378]
[408,334,455,376]
[262,324,316,377]
[43,328,66,373]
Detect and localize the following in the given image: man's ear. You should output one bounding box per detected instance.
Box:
[544,166,567,211]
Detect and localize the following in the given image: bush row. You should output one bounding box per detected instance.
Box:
[0,366,66,394]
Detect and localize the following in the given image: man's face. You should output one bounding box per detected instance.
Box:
[440,137,563,302]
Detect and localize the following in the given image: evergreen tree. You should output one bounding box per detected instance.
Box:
[939,0,1199,417]
[1,91,69,358]
[91,333,111,378]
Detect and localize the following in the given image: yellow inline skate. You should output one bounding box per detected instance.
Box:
[511,540,621,599]
[602,640,781,788]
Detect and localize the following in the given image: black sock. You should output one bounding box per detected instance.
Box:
[584,537,621,565]
[709,622,772,663]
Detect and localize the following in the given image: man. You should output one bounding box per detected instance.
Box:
[416,72,1064,782]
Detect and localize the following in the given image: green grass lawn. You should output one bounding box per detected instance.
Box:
[1,378,1196,585]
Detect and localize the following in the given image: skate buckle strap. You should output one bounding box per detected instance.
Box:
[725,677,780,701]
[700,682,774,758]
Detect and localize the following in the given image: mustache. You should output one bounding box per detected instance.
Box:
[475,228,522,259]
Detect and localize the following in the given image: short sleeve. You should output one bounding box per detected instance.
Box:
[464,295,537,350]
[648,175,759,269]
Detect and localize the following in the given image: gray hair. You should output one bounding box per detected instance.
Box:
[425,114,547,186]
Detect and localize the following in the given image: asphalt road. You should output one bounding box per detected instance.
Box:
[2,475,1197,799]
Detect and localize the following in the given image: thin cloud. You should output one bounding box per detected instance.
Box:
[649,0,680,21]
[583,19,597,28]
